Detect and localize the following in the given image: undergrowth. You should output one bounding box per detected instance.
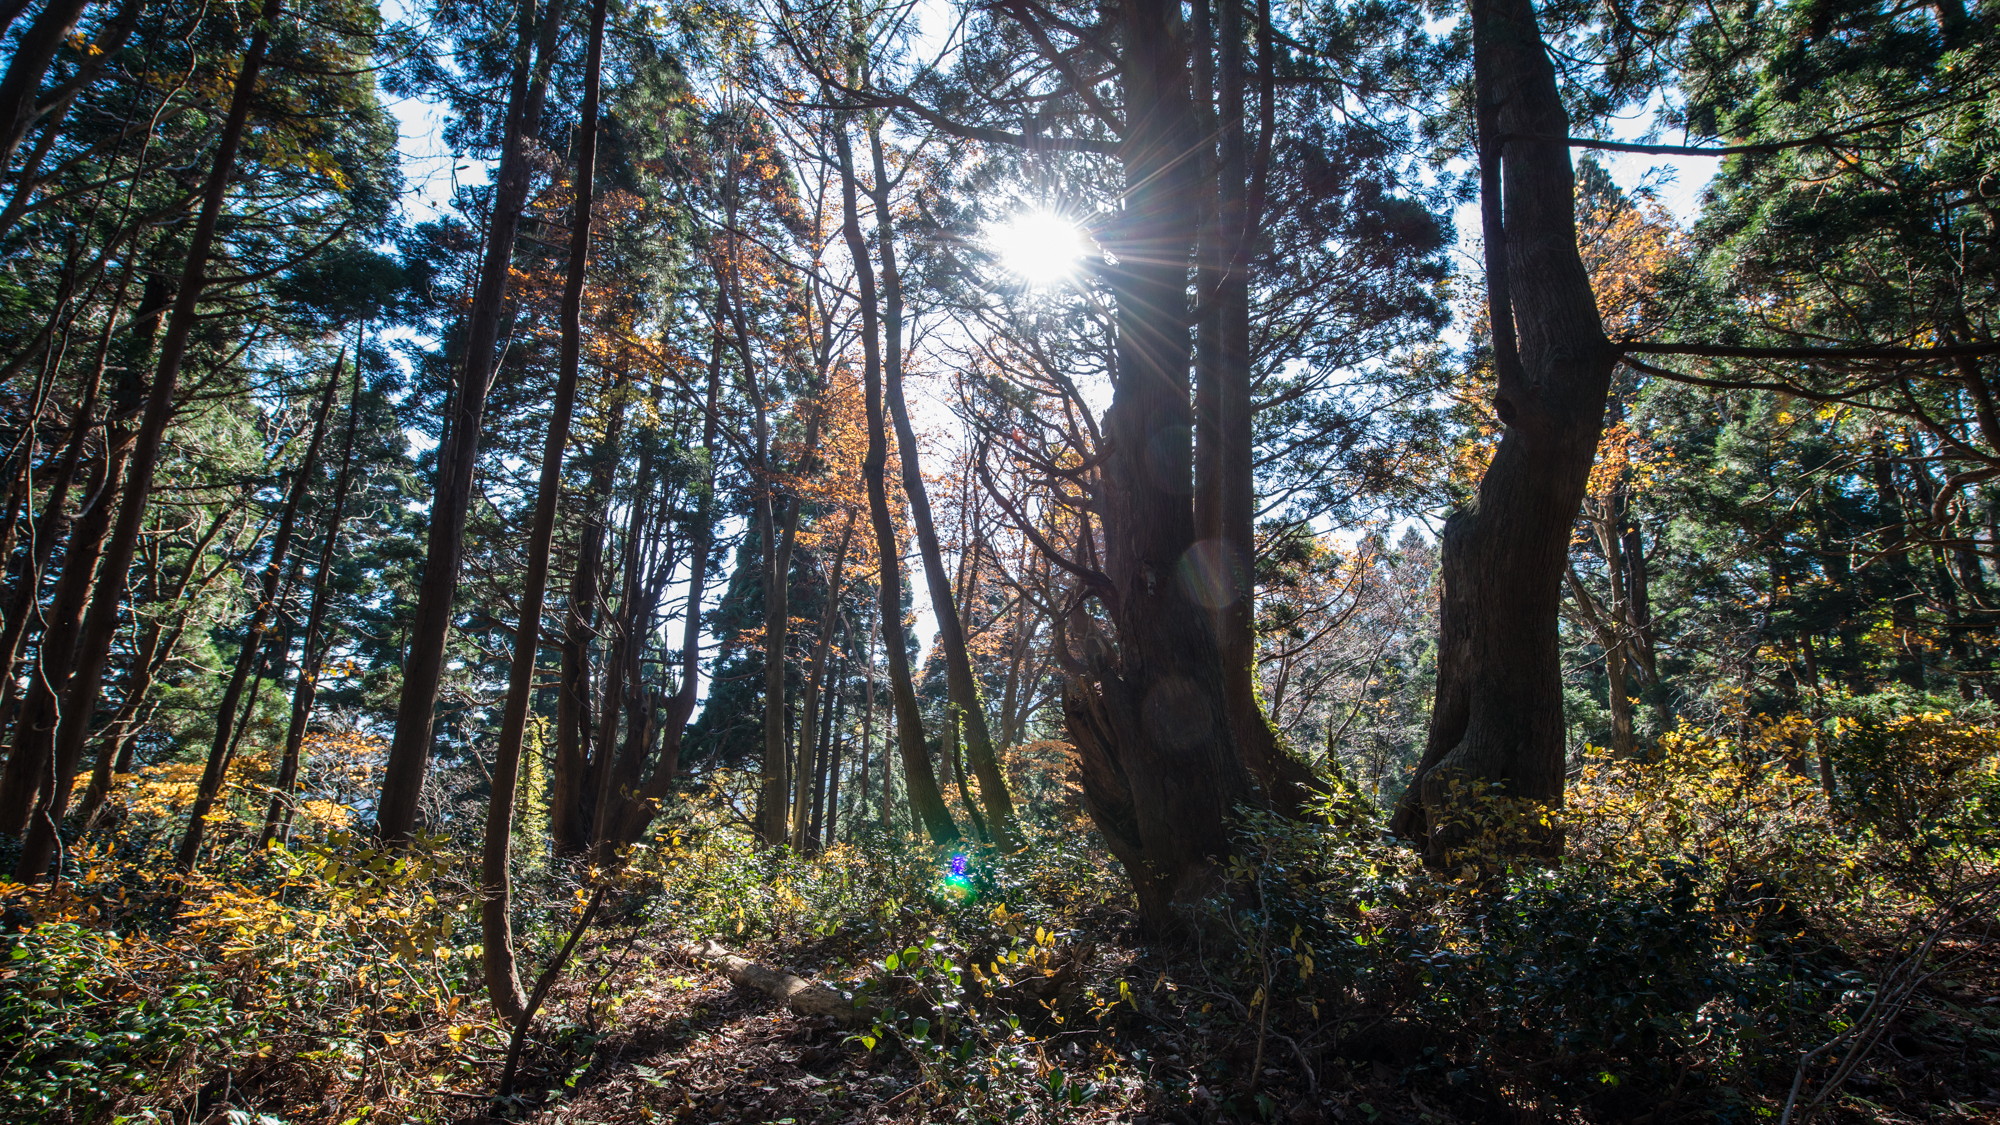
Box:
[2,693,1996,1123]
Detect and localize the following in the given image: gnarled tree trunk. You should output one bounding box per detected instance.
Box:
[1388,0,1615,862]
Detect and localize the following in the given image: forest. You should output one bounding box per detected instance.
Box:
[0,0,1996,1119]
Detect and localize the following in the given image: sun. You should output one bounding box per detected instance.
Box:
[988,209,1090,287]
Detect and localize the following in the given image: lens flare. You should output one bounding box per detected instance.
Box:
[942,852,977,902]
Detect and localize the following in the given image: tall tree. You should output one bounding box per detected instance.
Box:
[1388,0,1615,861]
[172,357,342,874]
[3,0,287,871]
[481,0,606,1021]
[836,114,957,845]
[375,0,569,844]
[867,122,1019,847]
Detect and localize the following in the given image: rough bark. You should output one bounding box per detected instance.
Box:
[1388,0,1616,862]
[482,0,604,1021]
[1191,0,1321,815]
[1059,0,1250,928]
[376,0,569,845]
[835,117,956,845]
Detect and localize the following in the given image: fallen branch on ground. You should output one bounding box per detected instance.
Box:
[680,939,875,1026]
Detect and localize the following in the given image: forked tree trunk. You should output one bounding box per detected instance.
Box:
[1388,0,1615,862]
[866,126,1019,848]
[1061,0,1250,928]
[482,0,605,1021]
[550,400,622,856]
[835,116,956,845]
[598,315,726,851]
[8,0,285,880]
[376,0,570,845]
[0,434,128,838]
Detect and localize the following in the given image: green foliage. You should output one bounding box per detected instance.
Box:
[0,922,246,1122]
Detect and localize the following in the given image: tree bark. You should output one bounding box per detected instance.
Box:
[0,9,210,843]
[836,116,956,845]
[791,513,853,850]
[482,0,605,1021]
[1191,0,1321,815]
[601,308,726,850]
[1388,0,1615,862]
[1059,0,1250,928]
[0,0,92,166]
[550,399,622,856]
[0,433,127,837]
[376,0,570,845]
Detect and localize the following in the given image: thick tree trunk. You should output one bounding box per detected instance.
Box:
[173,360,340,873]
[482,0,604,1022]
[836,118,956,846]
[1059,0,1250,928]
[257,356,366,851]
[377,0,569,845]
[1388,0,1615,863]
[1191,0,1320,815]
[866,128,1019,848]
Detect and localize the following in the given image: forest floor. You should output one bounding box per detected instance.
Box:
[490,912,2000,1125]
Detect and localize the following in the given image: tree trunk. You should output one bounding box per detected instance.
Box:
[0,434,127,837]
[791,514,853,850]
[172,359,341,873]
[377,0,570,845]
[866,127,1018,848]
[836,117,956,845]
[601,311,726,850]
[550,400,622,856]
[482,0,604,1021]
[1191,0,1321,815]
[1388,0,1615,863]
[820,630,848,847]
[257,354,366,851]
[0,0,91,165]
[1059,0,1249,928]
